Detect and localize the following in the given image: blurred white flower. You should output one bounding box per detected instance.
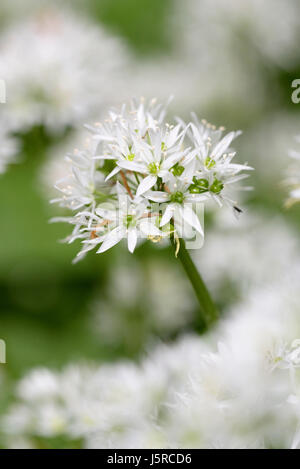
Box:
[128,0,300,119]
[0,7,128,135]
[193,209,300,305]
[179,0,300,71]
[5,265,300,450]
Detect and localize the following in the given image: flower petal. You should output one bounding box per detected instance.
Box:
[127,228,138,253]
[97,226,125,253]
[136,175,157,197]
[139,220,162,236]
[144,191,169,203]
[162,152,184,170]
[105,166,120,181]
[212,131,240,160]
[160,204,175,226]
[180,205,204,236]
[118,160,145,173]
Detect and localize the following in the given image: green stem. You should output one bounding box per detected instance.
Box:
[171,235,219,329]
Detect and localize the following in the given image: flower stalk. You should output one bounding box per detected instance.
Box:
[171,234,219,328]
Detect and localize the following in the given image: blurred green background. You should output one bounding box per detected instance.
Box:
[0,0,300,446]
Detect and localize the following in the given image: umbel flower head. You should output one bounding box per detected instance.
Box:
[52,98,252,260]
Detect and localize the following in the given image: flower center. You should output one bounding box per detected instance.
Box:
[205,156,216,169]
[127,153,135,161]
[124,214,135,228]
[148,162,160,174]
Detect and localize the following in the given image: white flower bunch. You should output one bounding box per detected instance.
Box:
[52,98,252,259]
[0,8,127,135]
[286,135,300,206]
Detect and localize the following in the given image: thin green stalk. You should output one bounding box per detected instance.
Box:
[171,234,219,328]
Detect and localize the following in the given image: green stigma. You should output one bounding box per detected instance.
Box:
[205,156,216,169]
[170,191,185,204]
[210,178,224,194]
[171,162,185,177]
[127,153,135,161]
[148,162,160,174]
[161,141,167,151]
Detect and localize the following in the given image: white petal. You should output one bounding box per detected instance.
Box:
[136,175,157,196]
[127,229,138,253]
[180,205,204,236]
[162,152,183,170]
[94,154,116,160]
[105,166,120,181]
[160,204,175,226]
[144,191,169,203]
[97,227,125,253]
[118,160,145,173]
[95,207,117,220]
[212,132,236,160]
[139,220,162,236]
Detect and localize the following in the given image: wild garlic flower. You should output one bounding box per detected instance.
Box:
[52,98,252,259]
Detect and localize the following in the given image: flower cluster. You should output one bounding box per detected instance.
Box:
[52,98,252,259]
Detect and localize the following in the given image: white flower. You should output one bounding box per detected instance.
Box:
[184,117,253,208]
[145,176,206,237]
[84,183,162,254]
[50,136,106,211]
[0,8,128,134]
[116,126,187,196]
